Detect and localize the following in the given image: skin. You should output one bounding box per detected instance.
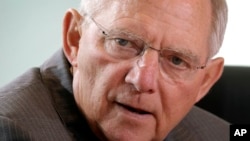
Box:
[63,0,224,140]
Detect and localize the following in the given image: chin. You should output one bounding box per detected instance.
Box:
[100,126,160,141]
[106,133,152,141]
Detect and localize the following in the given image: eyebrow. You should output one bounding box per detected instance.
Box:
[108,28,147,41]
[91,16,150,42]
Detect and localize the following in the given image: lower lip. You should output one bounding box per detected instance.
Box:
[115,103,154,121]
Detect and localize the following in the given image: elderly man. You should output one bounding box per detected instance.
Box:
[0,0,228,140]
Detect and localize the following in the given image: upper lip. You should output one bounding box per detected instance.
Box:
[116,102,152,115]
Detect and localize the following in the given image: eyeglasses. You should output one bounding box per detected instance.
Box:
[88,17,206,81]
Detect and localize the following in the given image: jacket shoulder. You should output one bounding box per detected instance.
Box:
[0,67,56,118]
[166,106,230,141]
[0,68,72,140]
[0,68,49,108]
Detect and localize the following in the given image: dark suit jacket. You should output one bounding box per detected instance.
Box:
[0,49,229,141]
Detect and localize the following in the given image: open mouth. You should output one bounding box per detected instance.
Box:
[117,103,151,115]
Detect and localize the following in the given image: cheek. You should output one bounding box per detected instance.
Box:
[156,81,202,134]
[72,42,130,124]
[71,29,124,128]
[72,64,96,116]
[165,81,201,112]
[72,45,104,121]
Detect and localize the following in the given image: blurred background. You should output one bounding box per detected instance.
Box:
[0,0,249,87]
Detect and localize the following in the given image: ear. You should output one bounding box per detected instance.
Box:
[195,57,224,102]
[63,8,82,67]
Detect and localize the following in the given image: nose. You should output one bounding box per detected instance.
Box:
[125,51,159,94]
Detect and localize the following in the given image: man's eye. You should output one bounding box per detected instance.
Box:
[168,56,190,69]
[171,56,183,65]
[115,38,129,46]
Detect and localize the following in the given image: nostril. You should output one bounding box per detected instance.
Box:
[148,89,154,94]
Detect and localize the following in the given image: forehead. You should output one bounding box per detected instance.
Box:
[94,0,212,59]
[96,0,212,22]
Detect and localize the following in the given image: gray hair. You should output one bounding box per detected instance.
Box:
[209,0,228,58]
[79,0,228,58]
[79,0,111,17]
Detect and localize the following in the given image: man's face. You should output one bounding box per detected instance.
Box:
[72,0,213,140]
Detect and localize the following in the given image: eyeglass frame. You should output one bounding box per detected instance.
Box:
[83,15,207,81]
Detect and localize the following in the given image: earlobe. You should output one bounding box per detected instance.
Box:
[195,57,224,102]
[63,8,82,67]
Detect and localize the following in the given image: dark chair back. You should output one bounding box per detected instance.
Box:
[196,66,250,124]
